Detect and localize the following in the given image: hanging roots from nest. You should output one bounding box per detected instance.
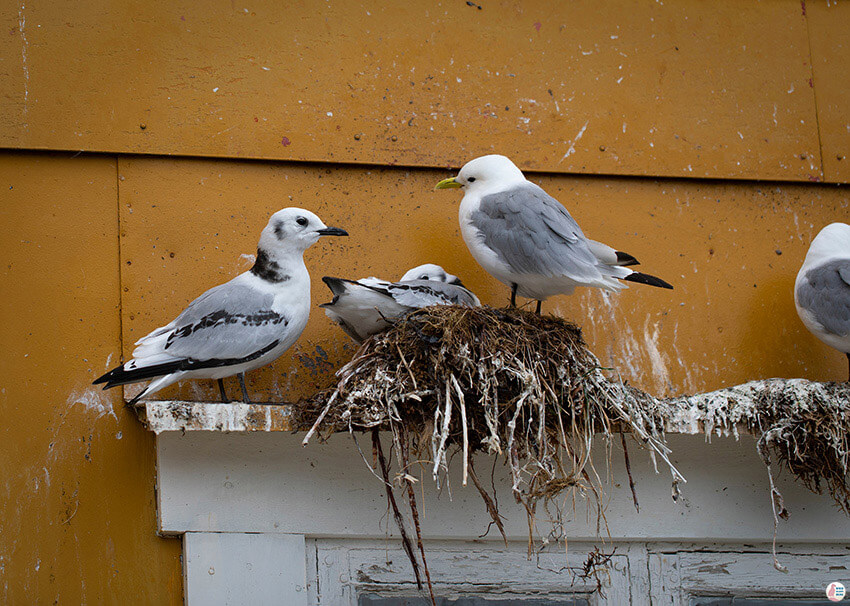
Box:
[298,306,850,585]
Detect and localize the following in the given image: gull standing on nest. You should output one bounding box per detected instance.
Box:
[795,222,850,380]
[435,154,672,313]
[321,263,480,343]
[94,208,348,404]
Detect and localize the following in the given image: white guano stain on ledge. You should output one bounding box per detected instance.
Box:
[135,401,297,434]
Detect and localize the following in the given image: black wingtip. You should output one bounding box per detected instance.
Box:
[623,272,674,290]
[321,276,350,297]
[93,366,121,387]
[615,251,640,267]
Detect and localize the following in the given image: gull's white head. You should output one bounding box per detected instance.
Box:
[802,222,850,269]
[258,207,348,254]
[435,154,526,194]
[399,263,461,285]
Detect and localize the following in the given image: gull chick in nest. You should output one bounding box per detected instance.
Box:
[321,263,480,342]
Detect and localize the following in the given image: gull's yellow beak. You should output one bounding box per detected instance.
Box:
[434,177,462,190]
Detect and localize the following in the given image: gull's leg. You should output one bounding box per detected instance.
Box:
[510,283,518,308]
[535,300,542,315]
[846,352,850,382]
[217,378,230,403]
[238,373,252,404]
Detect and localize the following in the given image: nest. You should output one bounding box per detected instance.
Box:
[298,305,850,589]
[299,307,680,557]
[667,379,850,514]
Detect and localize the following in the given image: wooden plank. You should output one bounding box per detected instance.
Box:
[136,401,298,434]
[184,532,308,606]
[155,431,849,542]
[326,543,628,605]
[0,152,182,604]
[0,0,821,181]
[807,0,850,183]
[652,550,850,599]
[314,539,629,605]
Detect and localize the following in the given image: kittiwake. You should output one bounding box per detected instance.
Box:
[435,154,672,312]
[795,222,850,379]
[321,263,480,342]
[94,208,348,404]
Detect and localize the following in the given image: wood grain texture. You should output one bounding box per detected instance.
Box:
[807,0,850,183]
[0,0,823,181]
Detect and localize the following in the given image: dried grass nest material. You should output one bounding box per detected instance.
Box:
[299,305,850,516]
[299,305,682,518]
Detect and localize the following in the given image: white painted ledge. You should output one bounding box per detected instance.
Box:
[135,400,299,434]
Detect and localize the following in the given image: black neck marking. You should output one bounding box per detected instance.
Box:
[250,249,291,283]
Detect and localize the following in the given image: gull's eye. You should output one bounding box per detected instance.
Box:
[296,216,308,226]
[419,274,429,280]
[467,177,477,183]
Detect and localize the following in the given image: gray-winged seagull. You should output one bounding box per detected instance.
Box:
[94,208,348,404]
[795,222,850,380]
[435,154,672,313]
[321,263,480,343]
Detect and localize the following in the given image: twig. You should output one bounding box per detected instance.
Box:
[400,426,436,606]
[451,374,469,486]
[766,463,789,573]
[301,391,337,446]
[372,429,423,589]
[397,344,418,391]
[432,381,453,481]
[468,458,508,546]
[620,431,640,514]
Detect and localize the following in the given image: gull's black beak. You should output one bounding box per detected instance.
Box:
[316,226,348,237]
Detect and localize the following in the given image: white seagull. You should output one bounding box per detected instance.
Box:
[795,222,850,380]
[94,208,348,404]
[320,263,480,343]
[435,154,672,313]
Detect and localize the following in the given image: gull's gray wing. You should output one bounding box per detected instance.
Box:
[472,183,601,280]
[162,279,287,361]
[386,280,479,308]
[798,260,850,336]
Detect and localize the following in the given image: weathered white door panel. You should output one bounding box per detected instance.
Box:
[649,550,850,605]
[312,539,630,605]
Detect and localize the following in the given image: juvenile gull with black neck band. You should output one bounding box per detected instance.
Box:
[94,207,347,404]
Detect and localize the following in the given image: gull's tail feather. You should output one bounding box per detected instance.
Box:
[93,359,184,389]
[321,276,352,298]
[623,272,673,289]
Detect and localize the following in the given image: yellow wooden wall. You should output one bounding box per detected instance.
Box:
[1,1,849,603]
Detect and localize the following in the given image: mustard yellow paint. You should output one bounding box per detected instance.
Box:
[807,0,850,183]
[1,3,849,602]
[0,0,827,181]
[0,153,182,604]
[119,157,847,406]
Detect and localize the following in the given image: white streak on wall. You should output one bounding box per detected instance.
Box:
[642,317,671,392]
[18,3,29,123]
[68,386,118,422]
[560,120,589,162]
